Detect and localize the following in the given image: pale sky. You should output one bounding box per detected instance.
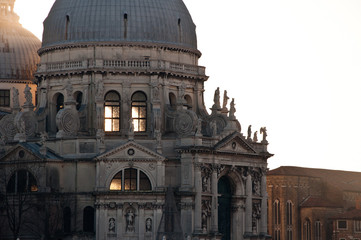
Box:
[14,0,361,171]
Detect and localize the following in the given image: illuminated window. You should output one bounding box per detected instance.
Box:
[0,90,10,107]
[131,92,147,132]
[56,94,64,112]
[6,170,38,193]
[104,91,120,132]
[110,168,151,191]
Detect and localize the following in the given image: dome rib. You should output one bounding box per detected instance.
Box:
[42,0,197,51]
[0,19,40,80]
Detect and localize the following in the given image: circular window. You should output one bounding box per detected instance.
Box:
[232,142,236,149]
[127,148,135,156]
[19,150,25,158]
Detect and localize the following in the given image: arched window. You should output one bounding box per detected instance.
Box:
[104,91,120,132]
[63,207,71,233]
[169,92,177,109]
[286,200,293,225]
[218,176,232,240]
[273,199,281,240]
[315,220,321,240]
[131,91,147,132]
[286,200,293,240]
[274,199,281,225]
[6,170,38,193]
[110,168,151,191]
[304,219,311,240]
[74,91,83,110]
[184,94,192,109]
[56,94,64,112]
[83,206,95,233]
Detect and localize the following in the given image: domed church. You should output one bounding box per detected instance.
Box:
[0,0,40,120]
[0,0,272,240]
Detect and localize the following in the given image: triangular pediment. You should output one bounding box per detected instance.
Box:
[96,141,165,162]
[214,132,257,154]
[0,143,50,162]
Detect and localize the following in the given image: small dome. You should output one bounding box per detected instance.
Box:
[42,0,197,51]
[0,6,40,80]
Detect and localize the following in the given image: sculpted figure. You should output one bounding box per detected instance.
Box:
[210,121,217,136]
[222,90,229,109]
[229,98,236,118]
[146,218,152,232]
[40,132,48,145]
[12,87,19,108]
[260,127,268,141]
[153,84,160,100]
[202,176,208,192]
[253,131,258,142]
[195,118,202,136]
[96,80,104,98]
[129,119,134,134]
[247,125,252,139]
[24,84,32,105]
[109,218,115,232]
[179,82,186,100]
[213,87,220,108]
[126,209,135,232]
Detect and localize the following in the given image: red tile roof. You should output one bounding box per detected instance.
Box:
[331,209,361,219]
[300,196,341,208]
[268,166,361,192]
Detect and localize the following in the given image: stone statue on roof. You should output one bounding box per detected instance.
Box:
[213,87,220,109]
[24,84,32,106]
[222,90,229,110]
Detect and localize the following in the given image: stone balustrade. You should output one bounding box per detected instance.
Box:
[36,59,206,76]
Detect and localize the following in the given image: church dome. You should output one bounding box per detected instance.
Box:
[0,4,41,80]
[42,0,198,51]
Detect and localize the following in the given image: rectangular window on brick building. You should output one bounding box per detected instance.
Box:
[338,220,347,230]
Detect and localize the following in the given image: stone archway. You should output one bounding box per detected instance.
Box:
[218,176,232,240]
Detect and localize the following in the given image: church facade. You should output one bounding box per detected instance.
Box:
[0,0,272,239]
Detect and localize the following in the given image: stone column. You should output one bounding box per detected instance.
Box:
[116,204,123,236]
[122,81,131,135]
[245,171,253,235]
[260,173,268,236]
[211,168,218,233]
[180,154,194,191]
[194,163,202,233]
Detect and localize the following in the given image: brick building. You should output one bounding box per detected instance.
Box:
[331,208,361,240]
[267,166,361,240]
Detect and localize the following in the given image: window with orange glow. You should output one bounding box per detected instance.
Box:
[131,92,147,132]
[6,170,38,193]
[110,168,151,191]
[104,91,120,132]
